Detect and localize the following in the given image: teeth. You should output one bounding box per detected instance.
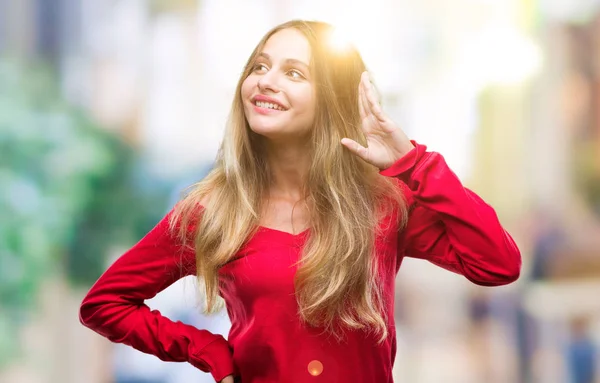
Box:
[256,101,283,110]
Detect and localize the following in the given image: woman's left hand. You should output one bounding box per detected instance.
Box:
[341,71,415,170]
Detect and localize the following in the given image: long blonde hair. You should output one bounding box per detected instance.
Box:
[171,20,408,341]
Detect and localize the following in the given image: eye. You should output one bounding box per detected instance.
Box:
[253,63,268,73]
[287,69,305,79]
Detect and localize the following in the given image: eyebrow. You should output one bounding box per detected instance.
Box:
[258,52,310,71]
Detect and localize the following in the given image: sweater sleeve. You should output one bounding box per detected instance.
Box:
[379,141,521,286]
[79,209,236,382]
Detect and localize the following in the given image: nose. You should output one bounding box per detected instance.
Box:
[257,70,280,93]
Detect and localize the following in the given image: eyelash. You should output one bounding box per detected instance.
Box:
[253,63,268,72]
[252,64,305,79]
[288,69,304,79]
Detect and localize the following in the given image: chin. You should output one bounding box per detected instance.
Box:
[253,130,291,141]
[247,123,277,135]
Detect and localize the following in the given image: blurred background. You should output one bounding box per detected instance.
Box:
[1,0,600,382]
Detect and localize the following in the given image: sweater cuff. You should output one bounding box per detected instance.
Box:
[378,140,426,182]
[189,336,237,382]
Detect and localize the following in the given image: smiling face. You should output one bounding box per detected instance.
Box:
[241,28,317,141]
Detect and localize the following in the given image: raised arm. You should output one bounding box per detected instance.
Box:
[79,210,236,381]
[380,143,521,286]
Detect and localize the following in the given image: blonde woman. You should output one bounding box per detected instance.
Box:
[80,20,521,383]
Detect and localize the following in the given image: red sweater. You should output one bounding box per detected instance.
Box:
[79,143,521,383]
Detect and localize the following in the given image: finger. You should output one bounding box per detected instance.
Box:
[358,76,367,120]
[359,84,370,121]
[363,74,386,122]
[360,76,372,119]
[369,95,387,122]
[363,72,378,100]
[341,138,369,161]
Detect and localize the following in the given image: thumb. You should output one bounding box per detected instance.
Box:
[341,138,369,161]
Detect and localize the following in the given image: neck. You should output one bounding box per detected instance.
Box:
[263,138,311,201]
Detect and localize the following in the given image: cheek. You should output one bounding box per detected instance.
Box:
[303,92,317,118]
[240,76,255,99]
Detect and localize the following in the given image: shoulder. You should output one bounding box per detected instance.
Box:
[384,176,416,209]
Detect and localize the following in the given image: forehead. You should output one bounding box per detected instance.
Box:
[261,28,311,63]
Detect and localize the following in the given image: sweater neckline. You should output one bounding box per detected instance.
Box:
[258,226,310,238]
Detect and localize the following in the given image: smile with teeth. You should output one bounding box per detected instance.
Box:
[254,101,286,111]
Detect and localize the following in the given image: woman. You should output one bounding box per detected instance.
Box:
[79,20,521,383]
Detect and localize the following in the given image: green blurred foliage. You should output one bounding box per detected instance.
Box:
[0,59,171,366]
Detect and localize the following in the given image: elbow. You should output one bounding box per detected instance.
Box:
[478,238,523,286]
[507,256,522,282]
[486,253,522,286]
[498,232,522,284]
[79,293,111,332]
[79,298,99,330]
[464,250,522,287]
[498,262,521,285]
[79,294,139,342]
[79,299,121,341]
[499,243,523,284]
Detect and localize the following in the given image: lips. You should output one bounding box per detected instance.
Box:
[252,95,287,111]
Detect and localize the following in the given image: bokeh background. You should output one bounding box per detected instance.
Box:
[2,0,600,382]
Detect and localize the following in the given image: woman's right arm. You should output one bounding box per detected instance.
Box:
[79,209,236,382]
